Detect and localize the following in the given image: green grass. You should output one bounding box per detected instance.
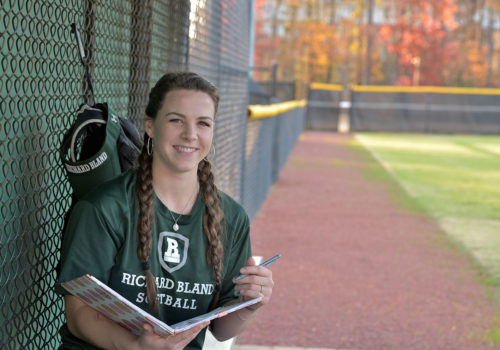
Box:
[353,133,500,344]
[354,133,500,282]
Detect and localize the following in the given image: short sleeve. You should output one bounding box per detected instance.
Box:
[55,200,122,295]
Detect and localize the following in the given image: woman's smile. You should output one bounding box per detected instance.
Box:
[174,145,199,154]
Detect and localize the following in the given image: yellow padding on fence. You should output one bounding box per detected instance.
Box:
[351,85,500,95]
[248,100,307,119]
[310,83,343,91]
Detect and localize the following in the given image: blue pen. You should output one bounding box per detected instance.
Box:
[234,254,281,281]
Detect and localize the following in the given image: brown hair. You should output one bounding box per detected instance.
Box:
[136,72,223,316]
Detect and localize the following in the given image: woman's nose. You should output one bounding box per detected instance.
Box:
[182,122,197,140]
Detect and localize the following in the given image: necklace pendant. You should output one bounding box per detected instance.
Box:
[173,223,179,232]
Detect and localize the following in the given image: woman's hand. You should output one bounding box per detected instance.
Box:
[209,257,274,340]
[133,321,210,350]
[232,257,274,310]
[64,295,208,350]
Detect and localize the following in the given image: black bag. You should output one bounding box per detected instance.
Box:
[60,103,142,199]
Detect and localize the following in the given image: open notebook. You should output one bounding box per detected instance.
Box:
[61,274,262,336]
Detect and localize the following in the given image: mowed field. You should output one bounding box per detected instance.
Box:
[355,133,500,283]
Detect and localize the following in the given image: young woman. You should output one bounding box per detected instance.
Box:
[57,72,274,350]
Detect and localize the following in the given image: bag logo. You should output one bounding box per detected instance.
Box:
[157,231,189,273]
[64,151,109,174]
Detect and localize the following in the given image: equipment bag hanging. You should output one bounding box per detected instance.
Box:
[59,24,142,200]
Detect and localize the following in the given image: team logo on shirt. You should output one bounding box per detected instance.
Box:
[158,231,189,273]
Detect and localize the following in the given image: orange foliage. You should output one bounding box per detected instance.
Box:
[253,0,500,91]
[378,0,459,85]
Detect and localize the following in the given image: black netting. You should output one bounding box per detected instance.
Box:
[258,80,296,102]
[350,90,500,133]
[306,88,342,131]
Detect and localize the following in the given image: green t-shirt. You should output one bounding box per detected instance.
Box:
[56,170,252,349]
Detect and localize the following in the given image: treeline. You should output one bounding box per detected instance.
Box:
[253,0,500,96]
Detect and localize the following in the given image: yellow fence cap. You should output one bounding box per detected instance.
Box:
[310,83,343,91]
[350,85,500,95]
[248,100,307,119]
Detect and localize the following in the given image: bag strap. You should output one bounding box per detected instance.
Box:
[71,23,95,105]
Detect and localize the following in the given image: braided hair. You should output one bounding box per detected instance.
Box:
[136,72,223,316]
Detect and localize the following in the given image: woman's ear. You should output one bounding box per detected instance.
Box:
[144,116,154,139]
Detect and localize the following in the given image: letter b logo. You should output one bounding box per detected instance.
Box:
[163,237,180,263]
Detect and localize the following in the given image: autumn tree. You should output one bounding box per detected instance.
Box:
[378,0,459,86]
[450,0,500,86]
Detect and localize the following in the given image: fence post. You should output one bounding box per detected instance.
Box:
[271,61,278,100]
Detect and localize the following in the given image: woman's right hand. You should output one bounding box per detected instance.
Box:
[133,321,210,350]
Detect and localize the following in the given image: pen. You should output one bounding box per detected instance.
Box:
[234,254,281,281]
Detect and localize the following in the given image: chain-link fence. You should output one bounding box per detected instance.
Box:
[306,84,343,131]
[188,0,252,202]
[249,78,271,105]
[243,104,306,220]
[0,1,291,348]
[258,81,296,102]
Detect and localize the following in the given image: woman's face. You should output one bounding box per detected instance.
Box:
[145,89,215,176]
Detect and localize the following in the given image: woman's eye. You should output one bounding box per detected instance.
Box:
[169,119,182,124]
[199,121,212,127]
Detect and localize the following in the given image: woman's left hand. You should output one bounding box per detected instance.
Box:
[232,257,274,310]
